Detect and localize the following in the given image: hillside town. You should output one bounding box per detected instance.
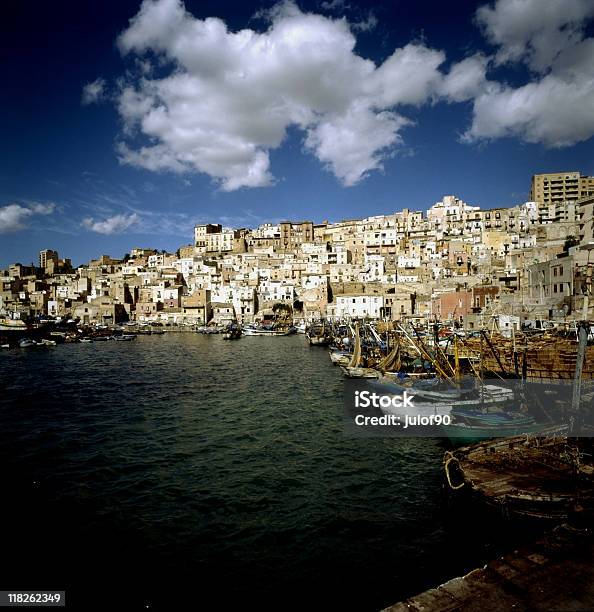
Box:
[3,171,594,332]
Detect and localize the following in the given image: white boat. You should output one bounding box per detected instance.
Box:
[242,325,290,336]
[330,350,351,366]
[1,344,10,349]
[19,338,36,348]
[380,401,453,418]
[39,339,57,346]
[341,366,380,379]
[79,338,92,343]
[294,322,307,334]
[0,317,27,332]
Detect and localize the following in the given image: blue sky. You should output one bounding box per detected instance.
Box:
[1,0,593,266]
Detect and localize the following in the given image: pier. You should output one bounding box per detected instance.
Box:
[383,524,594,611]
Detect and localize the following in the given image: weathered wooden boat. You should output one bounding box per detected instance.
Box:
[441,426,594,521]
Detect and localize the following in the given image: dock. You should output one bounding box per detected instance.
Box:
[383,524,594,611]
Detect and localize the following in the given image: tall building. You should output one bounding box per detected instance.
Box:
[39,249,58,269]
[530,172,594,205]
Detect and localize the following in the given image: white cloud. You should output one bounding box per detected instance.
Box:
[438,54,489,102]
[112,0,448,189]
[305,102,410,186]
[85,0,594,187]
[0,202,56,233]
[29,202,56,215]
[82,77,107,105]
[82,213,139,234]
[465,0,594,147]
[476,0,594,73]
[0,205,33,233]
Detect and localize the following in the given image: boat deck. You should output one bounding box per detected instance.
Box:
[383,524,594,612]
[445,430,594,520]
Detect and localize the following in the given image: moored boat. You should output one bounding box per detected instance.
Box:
[442,411,545,444]
[341,366,380,379]
[306,322,331,346]
[223,324,242,340]
[242,324,290,336]
[0,317,28,332]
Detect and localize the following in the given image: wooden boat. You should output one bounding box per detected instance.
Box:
[330,350,351,366]
[306,322,331,346]
[223,324,242,340]
[442,411,546,444]
[341,322,380,378]
[441,425,594,521]
[341,366,380,379]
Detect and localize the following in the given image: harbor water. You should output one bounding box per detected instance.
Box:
[0,335,530,610]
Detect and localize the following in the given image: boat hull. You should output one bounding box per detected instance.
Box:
[442,421,548,445]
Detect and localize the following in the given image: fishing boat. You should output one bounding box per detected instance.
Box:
[372,376,514,405]
[342,366,380,378]
[442,411,545,444]
[223,324,242,340]
[115,334,137,341]
[329,350,351,366]
[441,425,594,521]
[242,324,291,336]
[306,322,331,346]
[341,323,380,378]
[0,317,27,332]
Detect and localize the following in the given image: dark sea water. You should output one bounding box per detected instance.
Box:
[0,335,530,610]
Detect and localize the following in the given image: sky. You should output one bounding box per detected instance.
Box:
[1,0,594,266]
